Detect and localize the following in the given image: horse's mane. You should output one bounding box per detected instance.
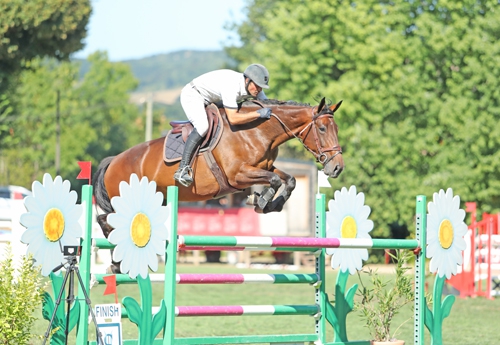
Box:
[240,98,334,114]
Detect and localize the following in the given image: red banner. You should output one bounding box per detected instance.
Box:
[177,207,260,236]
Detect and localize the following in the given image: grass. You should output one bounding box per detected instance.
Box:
[30,262,500,345]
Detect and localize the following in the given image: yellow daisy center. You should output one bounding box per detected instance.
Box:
[341,215,357,238]
[438,219,454,249]
[130,212,151,247]
[43,208,65,242]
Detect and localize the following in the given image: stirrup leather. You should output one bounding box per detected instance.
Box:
[174,166,194,187]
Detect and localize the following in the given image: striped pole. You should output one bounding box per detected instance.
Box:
[122,305,319,318]
[96,237,418,250]
[175,305,319,317]
[92,273,319,285]
[180,236,419,250]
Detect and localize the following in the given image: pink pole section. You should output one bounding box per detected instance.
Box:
[270,237,341,248]
[177,274,245,284]
[176,306,244,316]
[180,246,246,251]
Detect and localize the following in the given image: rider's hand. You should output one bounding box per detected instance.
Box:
[257,108,272,119]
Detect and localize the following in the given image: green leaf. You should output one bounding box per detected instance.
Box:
[440,295,456,320]
[123,296,143,326]
[424,297,434,333]
[345,283,358,310]
[151,300,167,338]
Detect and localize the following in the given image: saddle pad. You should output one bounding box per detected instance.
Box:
[163,104,224,163]
[164,131,185,162]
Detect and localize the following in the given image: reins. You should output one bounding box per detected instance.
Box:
[267,106,343,165]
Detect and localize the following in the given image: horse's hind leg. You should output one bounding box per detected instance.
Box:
[96,214,121,273]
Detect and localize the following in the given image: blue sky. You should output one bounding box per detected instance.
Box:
[73,0,246,61]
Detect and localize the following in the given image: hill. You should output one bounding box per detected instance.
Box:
[78,50,234,93]
[77,50,235,119]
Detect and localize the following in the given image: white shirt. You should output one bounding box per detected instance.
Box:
[191,69,267,109]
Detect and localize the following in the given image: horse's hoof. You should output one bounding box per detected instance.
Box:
[246,192,261,206]
[257,188,276,209]
[253,206,264,214]
[106,263,122,274]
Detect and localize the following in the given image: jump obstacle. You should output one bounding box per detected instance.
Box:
[447,202,500,299]
[40,184,455,345]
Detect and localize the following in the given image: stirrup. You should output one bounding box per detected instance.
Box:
[174,166,194,187]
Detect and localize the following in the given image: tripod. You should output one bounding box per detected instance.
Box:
[42,255,104,345]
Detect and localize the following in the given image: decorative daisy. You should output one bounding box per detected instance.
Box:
[326,185,374,274]
[426,188,468,279]
[19,173,82,276]
[107,174,170,279]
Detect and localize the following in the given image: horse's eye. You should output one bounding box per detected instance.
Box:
[319,125,326,133]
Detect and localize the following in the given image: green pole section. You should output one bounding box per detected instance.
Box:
[315,193,327,344]
[77,184,93,344]
[164,186,179,345]
[414,195,427,345]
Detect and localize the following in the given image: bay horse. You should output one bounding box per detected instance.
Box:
[93,97,344,235]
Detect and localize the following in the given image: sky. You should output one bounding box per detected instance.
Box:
[73,0,247,61]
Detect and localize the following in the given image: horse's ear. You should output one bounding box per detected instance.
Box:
[317,97,326,113]
[329,100,343,113]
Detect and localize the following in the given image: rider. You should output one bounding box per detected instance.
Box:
[174,63,273,187]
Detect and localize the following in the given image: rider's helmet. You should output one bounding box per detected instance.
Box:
[243,64,270,89]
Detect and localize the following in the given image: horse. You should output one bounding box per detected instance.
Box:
[93,97,344,236]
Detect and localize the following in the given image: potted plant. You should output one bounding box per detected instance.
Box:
[356,249,414,345]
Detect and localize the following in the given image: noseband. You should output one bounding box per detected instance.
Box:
[271,107,343,166]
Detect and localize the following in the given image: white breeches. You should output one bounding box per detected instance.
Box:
[180,85,209,136]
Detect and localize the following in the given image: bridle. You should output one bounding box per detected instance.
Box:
[270,107,343,166]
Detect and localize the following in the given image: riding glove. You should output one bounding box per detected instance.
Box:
[257,108,272,119]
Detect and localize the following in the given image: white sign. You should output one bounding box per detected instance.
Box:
[97,322,122,345]
[94,304,122,345]
[95,304,121,322]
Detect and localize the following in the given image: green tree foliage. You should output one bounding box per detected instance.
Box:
[226,0,500,236]
[0,246,45,344]
[0,0,91,91]
[76,51,143,162]
[0,52,142,187]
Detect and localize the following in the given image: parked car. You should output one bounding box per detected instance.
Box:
[0,185,31,200]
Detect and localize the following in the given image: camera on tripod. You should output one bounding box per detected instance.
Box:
[63,245,81,256]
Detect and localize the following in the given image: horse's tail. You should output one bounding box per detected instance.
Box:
[93,156,115,214]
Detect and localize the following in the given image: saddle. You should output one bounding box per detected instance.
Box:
[163,104,240,197]
[164,104,223,162]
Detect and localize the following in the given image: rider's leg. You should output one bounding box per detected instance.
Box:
[175,85,209,187]
[174,129,203,186]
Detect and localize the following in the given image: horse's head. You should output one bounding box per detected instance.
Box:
[299,97,344,178]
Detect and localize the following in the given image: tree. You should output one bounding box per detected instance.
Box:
[226,0,500,237]
[0,0,91,90]
[0,52,143,187]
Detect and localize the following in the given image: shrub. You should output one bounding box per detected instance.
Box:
[356,249,414,342]
[0,245,45,345]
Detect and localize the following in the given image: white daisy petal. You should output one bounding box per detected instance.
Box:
[426,188,467,278]
[105,174,170,279]
[18,174,83,275]
[326,186,372,275]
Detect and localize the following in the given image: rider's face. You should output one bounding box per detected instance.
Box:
[247,79,262,97]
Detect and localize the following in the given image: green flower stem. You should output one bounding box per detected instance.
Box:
[325,270,357,342]
[425,275,455,345]
[122,275,166,344]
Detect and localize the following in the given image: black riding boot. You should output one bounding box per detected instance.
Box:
[174,129,203,187]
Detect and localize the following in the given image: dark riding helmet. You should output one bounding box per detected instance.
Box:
[243,64,270,89]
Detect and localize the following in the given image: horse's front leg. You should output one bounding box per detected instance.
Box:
[234,165,282,213]
[265,167,296,213]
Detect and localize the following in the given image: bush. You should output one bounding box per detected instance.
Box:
[0,245,45,344]
[356,249,414,342]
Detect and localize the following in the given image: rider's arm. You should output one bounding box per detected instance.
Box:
[224,107,262,125]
